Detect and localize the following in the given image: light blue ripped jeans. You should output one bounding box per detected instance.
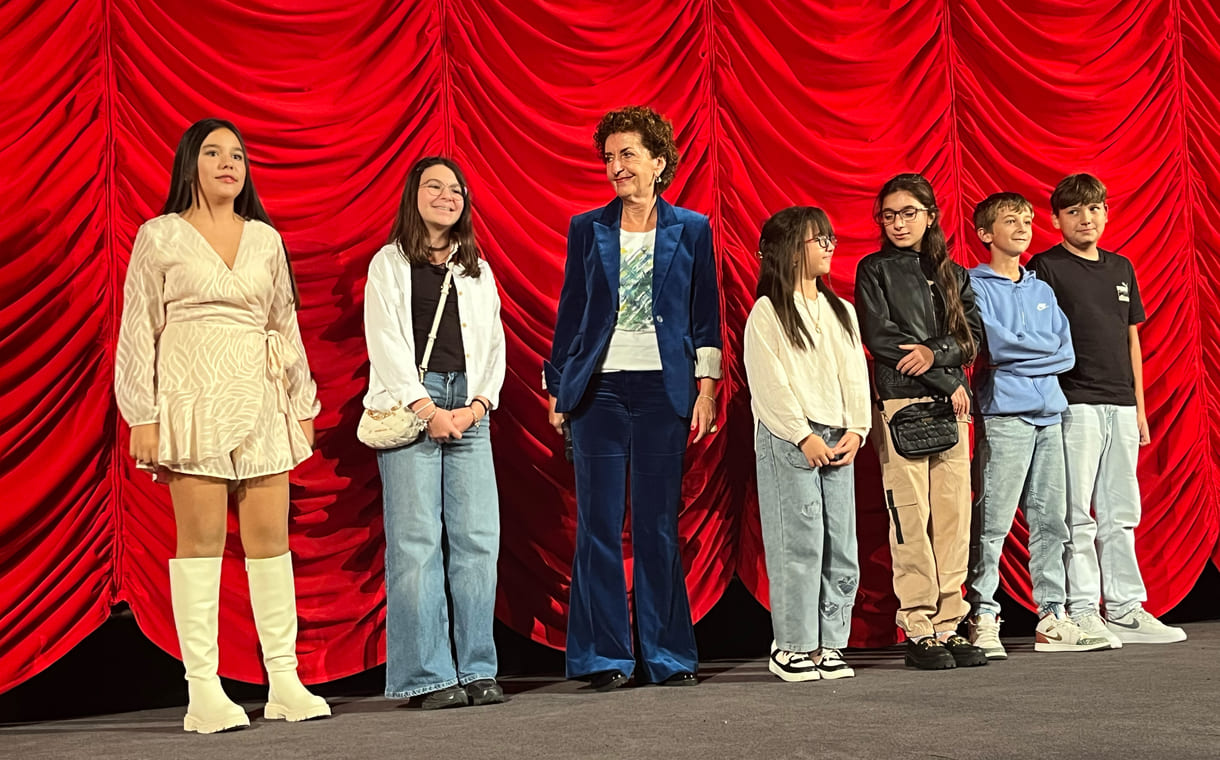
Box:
[755,421,859,652]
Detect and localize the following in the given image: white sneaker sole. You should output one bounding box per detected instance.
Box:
[768,659,820,682]
[1034,639,1112,653]
[816,667,855,680]
[981,648,1007,660]
[1106,627,1188,644]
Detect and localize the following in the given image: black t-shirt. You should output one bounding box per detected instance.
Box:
[1027,244,1144,405]
[411,262,465,372]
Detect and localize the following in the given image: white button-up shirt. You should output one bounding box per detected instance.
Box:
[364,243,506,411]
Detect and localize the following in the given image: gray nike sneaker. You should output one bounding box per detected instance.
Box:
[1105,607,1188,644]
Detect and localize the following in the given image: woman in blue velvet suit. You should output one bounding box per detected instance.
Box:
[544,106,722,691]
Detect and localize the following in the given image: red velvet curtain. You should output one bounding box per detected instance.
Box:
[2,0,1218,692]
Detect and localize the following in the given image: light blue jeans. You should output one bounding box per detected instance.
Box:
[755,422,858,652]
[378,371,499,698]
[1062,403,1146,618]
[967,416,1070,618]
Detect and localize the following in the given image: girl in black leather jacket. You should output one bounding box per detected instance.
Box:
[853,173,985,671]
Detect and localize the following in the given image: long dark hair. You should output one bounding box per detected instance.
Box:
[389,156,482,277]
[161,118,299,305]
[756,206,856,350]
[874,173,976,361]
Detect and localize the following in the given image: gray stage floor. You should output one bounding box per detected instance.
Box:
[3,621,1217,760]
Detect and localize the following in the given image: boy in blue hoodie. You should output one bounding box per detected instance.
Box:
[964,193,1109,658]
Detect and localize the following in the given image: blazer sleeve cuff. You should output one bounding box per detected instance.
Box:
[543,360,561,395]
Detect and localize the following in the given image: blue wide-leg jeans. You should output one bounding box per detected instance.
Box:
[378,371,500,698]
[565,371,697,683]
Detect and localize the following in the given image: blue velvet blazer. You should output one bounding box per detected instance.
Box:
[544,196,722,418]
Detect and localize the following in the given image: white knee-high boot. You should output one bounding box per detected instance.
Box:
[169,557,251,734]
[246,552,331,721]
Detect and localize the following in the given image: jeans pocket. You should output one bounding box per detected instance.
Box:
[782,439,815,471]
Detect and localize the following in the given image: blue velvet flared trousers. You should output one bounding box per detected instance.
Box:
[565,371,697,682]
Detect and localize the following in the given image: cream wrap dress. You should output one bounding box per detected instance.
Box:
[115,214,319,480]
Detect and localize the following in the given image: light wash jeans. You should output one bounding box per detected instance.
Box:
[1062,403,1147,618]
[378,371,499,698]
[755,422,858,652]
[967,416,1070,618]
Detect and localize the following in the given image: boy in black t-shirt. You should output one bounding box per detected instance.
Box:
[1027,174,1185,646]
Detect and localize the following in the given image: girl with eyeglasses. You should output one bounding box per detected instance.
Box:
[363,156,507,709]
[853,173,985,670]
[745,207,870,682]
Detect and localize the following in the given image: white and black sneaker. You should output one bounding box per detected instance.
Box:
[812,648,855,679]
[769,645,820,682]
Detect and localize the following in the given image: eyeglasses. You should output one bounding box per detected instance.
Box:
[421,181,466,199]
[805,235,837,249]
[875,206,928,226]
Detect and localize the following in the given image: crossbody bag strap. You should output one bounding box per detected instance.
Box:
[418,263,456,382]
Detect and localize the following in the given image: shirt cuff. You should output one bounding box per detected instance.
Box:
[787,423,815,447]
[695,347,723,379]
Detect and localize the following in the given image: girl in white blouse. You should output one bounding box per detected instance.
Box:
[744,206,870,683]
[364,157,506,709]
[114,119,329,733]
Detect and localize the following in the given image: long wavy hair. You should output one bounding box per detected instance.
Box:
[874,173,976,361]
[756,206,856,351]
[161,118,298,306]
[389,156,482,277]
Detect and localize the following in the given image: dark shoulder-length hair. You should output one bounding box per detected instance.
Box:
[874,173,975,361]
[593,106,680,193]
[161,118,299,305]
[756,206,856,351]
[388,156,481,278]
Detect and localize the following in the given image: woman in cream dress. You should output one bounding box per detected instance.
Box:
[115,118,330,733]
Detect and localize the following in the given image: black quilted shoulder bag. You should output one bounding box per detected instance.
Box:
[882,398,959,458]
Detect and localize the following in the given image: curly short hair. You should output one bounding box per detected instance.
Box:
[593,106,680,192]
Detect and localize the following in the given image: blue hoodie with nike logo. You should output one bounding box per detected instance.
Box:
[968,264,1074,425]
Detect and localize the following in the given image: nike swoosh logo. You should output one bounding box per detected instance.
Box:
[1037,303,1048,310]
[1107,618,1140,630]
[1042,631,1063,641]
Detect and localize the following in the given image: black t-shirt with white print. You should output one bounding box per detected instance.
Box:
[1027,244,1145,406]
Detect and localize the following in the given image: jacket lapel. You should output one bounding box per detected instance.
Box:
[593,198,622,296]
[651,198,682,301]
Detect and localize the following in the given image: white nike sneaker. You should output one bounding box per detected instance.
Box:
[1034,612,1111,653]
[1073,612,1123,649]
[1105,607,1188,644]
[967,614,1006,660]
